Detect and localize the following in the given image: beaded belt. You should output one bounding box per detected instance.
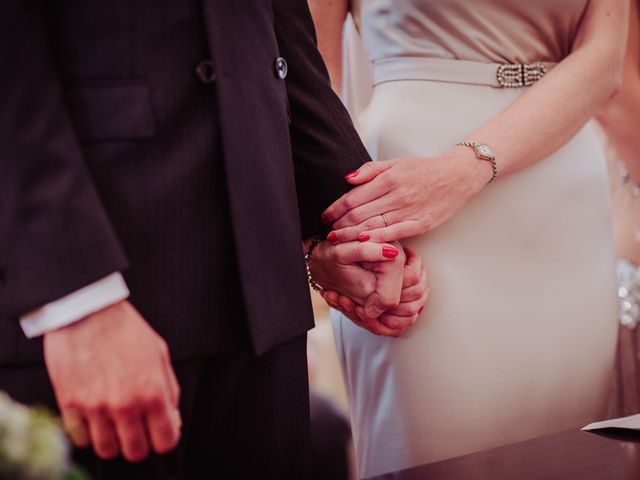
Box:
[372,57,556,88]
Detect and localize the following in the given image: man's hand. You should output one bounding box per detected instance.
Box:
[44,300,181,463]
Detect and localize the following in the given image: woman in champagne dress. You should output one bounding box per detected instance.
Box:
[309,1,627,477]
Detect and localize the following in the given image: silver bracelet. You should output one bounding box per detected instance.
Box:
[305,235,324,293]
[456,141,498,182]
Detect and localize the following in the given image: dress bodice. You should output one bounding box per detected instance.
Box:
[352,0,589,64]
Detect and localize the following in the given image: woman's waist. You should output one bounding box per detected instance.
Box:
[372,56,557,88]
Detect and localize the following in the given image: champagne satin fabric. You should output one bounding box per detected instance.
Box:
[334,79,617,477]
[352,0,589,64]
[334,2,617,478]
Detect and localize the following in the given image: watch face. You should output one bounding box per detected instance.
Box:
[474,143,495,159]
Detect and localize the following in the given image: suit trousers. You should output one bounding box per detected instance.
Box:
[0,335,310,480]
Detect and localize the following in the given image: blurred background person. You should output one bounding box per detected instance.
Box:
[598,0,640,418]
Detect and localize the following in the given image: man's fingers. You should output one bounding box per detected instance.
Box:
[333,302,369,330]
[401,247,423,288]
[112,408,150,463]
[379,313,417,329]
[400,284,427,303]
[363,320,407,338]
[363,303,386,319]
[337,295,357,314]
[145,397,181,455]
[400,268,429,302]
[393,272,430,321]
[325,292,370,329]
[86,409,120,460]
[62,409,90,448]
[384,301,422,317]
[322,290,341,309]
[325,291,363,314]
[333,241,401,264]
[354,306,406,338]
[160,348,180,408]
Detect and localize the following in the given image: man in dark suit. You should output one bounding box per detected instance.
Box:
[0,0,426,478]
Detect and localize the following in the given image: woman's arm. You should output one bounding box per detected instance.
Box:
[307,0,349,94]
[467,0,627,178]
[598,0,640,183]
[321,0,630,243]
[597,0,640,263]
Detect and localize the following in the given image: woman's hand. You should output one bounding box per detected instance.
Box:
[323,247,429,337]
[321,148,492,243]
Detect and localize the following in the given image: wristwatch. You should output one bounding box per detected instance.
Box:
[456,141,498,182]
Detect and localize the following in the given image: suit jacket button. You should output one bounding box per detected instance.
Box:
[195,60,216,84]
[275,57,288,79]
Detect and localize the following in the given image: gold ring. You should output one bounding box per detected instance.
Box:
[381,214,389,227]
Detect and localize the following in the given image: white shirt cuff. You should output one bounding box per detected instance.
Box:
[19,273,130,338]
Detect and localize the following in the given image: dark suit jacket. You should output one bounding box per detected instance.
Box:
[0,0,370,364]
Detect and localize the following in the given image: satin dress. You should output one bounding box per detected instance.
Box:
[332,1,619,477]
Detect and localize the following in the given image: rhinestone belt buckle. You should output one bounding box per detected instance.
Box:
[496,63,547,88]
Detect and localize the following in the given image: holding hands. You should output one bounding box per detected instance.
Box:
[315,149,494,335]
[322,247,428,337]
[309,238,429,338]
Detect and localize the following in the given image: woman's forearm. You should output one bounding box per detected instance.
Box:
[599,85,640,182]
[598,0,640,183]
[308,0,349,94]
[466,0,628,179]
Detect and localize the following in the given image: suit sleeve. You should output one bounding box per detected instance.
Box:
[272,0,372,238]
[0,1,128,321]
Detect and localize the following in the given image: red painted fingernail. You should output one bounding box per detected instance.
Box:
[418,306,424,314]
[382,246,399,258]
[345,171,359,180]
[359,233,370,242]
[327,231,337,242]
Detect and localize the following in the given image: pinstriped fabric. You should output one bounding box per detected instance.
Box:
[1,0,368,363]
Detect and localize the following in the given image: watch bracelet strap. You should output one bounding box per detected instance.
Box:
[305,235,324,293]
[456,141,498,182]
